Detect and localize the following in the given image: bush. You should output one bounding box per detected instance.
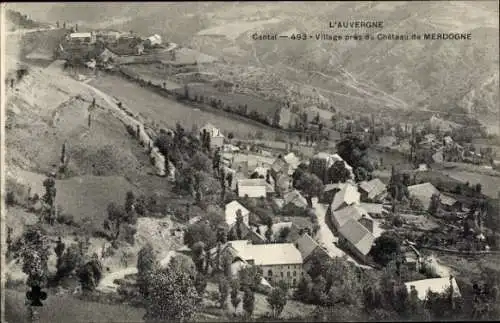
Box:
[57,213,75,226]
[6,191,16,206]
[125,124,136,137]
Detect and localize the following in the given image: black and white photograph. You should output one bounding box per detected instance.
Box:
[1,1,499,322]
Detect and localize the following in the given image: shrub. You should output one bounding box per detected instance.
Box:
[6,191,16,206]
[125,124,136,137]
[57,213,75,226]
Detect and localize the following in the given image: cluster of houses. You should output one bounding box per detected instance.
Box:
[178,123,463,300]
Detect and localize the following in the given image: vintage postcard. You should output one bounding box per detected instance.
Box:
[1,2,499,322]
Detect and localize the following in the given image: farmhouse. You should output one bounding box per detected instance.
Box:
[225,200,250,227]
[67,32,96,45]
[200,123,225,149]
[294,233,330,268]
[310,152,354,183]
[331,204,371,231]
[359,202,390,218]
[222,240,304,287]
[338,219,375,264]
[358,178,387,202]
[408,182,440,210]
[237,179,267,198]
[404,276,461,301]
[329,182,360,212]
[144,34,162,47]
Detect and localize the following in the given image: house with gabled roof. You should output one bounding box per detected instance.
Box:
[329,182,360,212]
[200,123,225,149]
[218,240,304,287]
[294,233,331,271]
[331,204,373,232]
[358,178,387,202]
[408,182,440,210]
[404,276,461,301]
[225,200,250,227]
[237,179,267,198]
[338,219,375,264]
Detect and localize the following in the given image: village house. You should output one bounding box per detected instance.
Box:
[440,194,462,212]
[66,32,96,45]
[95,30,121,44]
[359,202,390,218]
[408,182,439,210]
[310,152,354,183]
[338,219,375,264]
[200,123,225,149]
[144,34,162,47]
[220,240,304,287]
[237,178,268,198]
[329,182,360,213]
[358,178,387,203]
[225,200,250,227]
[401,243,422,272]
[135,42,144,55]
[228,221,266,244]
[294,233,331,272]
[404,276,461,301]
[276,190,308,211]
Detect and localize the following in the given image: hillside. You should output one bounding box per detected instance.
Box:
[9,2,498,122]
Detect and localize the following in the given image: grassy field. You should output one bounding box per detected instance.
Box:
[441,169,500,198]
[4,289,145,323]
[89,73,287,140]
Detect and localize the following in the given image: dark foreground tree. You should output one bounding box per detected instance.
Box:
[143,263,200,323]
[137,243,157,299]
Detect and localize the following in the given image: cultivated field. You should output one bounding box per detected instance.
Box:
[89,73,286,139]
[441,170,500,198]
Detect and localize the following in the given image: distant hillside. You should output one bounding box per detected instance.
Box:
[13,2,498,120]
[5,9,44,30]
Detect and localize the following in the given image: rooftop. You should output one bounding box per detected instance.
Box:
[359,178,387,200]
[405,277,461,300]
[332,205,370,228]
[408,182,440,209]
[338,219,375,256]
[228,240,303,266]
[295,233,322,260]
[225,200,250,227]
[331,183,360,211]
[283,190,308,208]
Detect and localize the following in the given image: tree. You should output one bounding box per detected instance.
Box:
[238,265,263,291]
[294,274,313,302]
[230,279,242,313]
[191,241,206,273]
[310,275,328,305]
[137,243,157,299]
[125,191,135,214]
[194,273,207,298]
[336,136,373,172]
[267,286,288,318]
[184,222,217,250]
[103,202,128,240]
[265,225,273,243]
[475,183,482,194]
[243,287,255,318]
[21,226,50,288]
[143,265,200,323]
[428,193,441,216]
[370,233,402,267]
[77,255,103,292]
[296,172,323,208]
[56,243,83,280]
[354,166,370,182]
[236,209,244,240]
[328,160,350,184]
[218,275,230,308]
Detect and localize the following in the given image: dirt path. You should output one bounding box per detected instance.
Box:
[96,267,138,293]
